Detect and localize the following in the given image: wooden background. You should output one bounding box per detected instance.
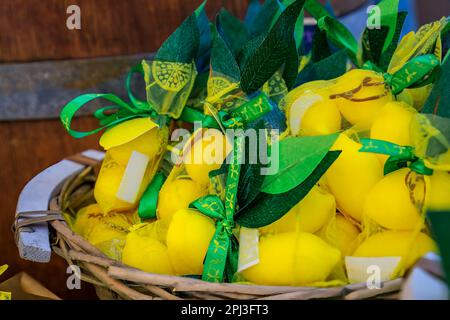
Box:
[0,0,448,300]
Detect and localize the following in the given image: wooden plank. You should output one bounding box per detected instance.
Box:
[15,150,104,263]
[0,0,250,63]
[0,54,148,121]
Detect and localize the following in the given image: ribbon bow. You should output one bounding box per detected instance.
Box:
[359,138,433,176]
[60,64,160,138]
[191,135,244,283]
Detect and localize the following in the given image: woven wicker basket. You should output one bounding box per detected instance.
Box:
[15,153,403,300]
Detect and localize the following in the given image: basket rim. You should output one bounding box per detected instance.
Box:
[17,151,403,300]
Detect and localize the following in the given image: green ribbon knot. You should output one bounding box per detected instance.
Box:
[180,93,273,130]
[191,135,244,283]
[359,138,433,176]
[363,54,440,95]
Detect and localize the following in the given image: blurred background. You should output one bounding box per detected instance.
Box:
[0,0,449,299]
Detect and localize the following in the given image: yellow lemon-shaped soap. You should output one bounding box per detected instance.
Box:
[157,178,207,222]
[184,129,231,186]
[334,215,360,256]
[370,101,416,164]
[260,185,335,234]
[330,69,393,128]
[94,152,156,214]
[85,212,132,260]
[100,117,158,150]
[353,231,436,269]
[427,170,450,211]
[166,209,216,276]
[242,232,341,286]
[73,204,104,237]
[325,134,383,221]
[288,93,341,137]
[122,222,174,275]
[364,168,422,231]
[107,126,164,166]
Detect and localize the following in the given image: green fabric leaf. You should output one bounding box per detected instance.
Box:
[378,0,400,53]
[237,121,268,210]
[378,12,408,71]
[238,33,265,70]
[241,0,306,94]
[423,54,450,118]
[261,133,338,194]
[295,9,305,51]
[211,24,241,80]
[305,0,331,20]
[311,28,332,62]
[195,2,212,72]
[245,0,263,28]
[156,13,200,63]
[249,0,279,37]
[217,9,250,58]
[236,150,341,228]
[317,16,358,64]
[428,210,450,290]
[282,36,300,90]
[296,49,348,86]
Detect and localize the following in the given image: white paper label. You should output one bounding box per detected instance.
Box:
[345,256,401,285]
[237,227,260,272]
[116,151,150,204]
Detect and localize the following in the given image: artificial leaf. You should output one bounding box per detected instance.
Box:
[236,150,341,228]
[237,121,268,210]
[249,0,279,37]
[261,133,338,194]
[378,0,400,53]
[294,8,305,51]
[388,18,447,74]
[378,12,408,71]
[155,14,200,63]
[311,27,332,62]
[245,0,263,28]
[360,11,408,68]
[211,24,241,80]
[282,35,300,90]
[424,63,450,118]
[361,26,389,67]
[195,2,212,72]
[428,210,450,290]
[217,9,250,58]
[296,49,347,86]
[241,0,306,94]
[305,0,331,20]
[238,33,266,70]
[317,16,358,64]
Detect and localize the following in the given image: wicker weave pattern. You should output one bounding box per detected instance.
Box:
[16,161,403,300]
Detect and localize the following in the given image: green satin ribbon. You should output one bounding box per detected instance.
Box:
[191,135,244,283]
[359,138,433,176]
[180,93,273,130]
[60,92,158,139]
[363,54,440,95]
[188,94,273,282]
[138,172,166,220]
